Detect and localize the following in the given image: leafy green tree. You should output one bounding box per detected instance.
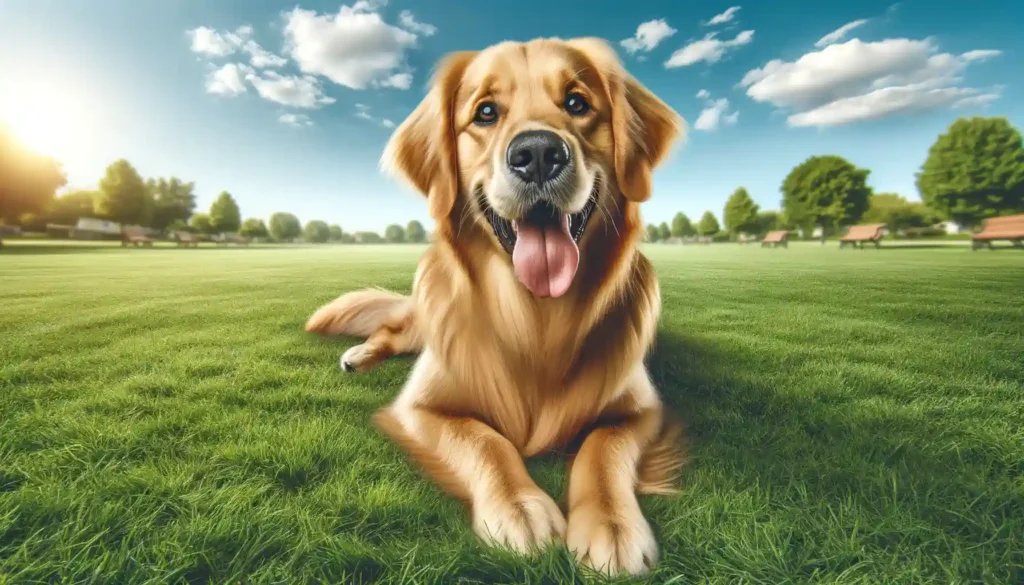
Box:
[304,220,330,243]
[0,124,67,239]
[239,218,269,239]
[863,193,938,231]
[657,222,671,241]
[189,212,213,234]
[96,159,152,226]
[384,223,406,243]
[698,211,720,236]
[671,212,695,237]
[209,191,241,233]
[328,224,344,241]
[357,231,383,243]
[167,218,190,232]
[147,177,196,231]
[755,210,781,234]
[723,187,760,235]
[405,220,427,243]
[269,212,302,241]
[646,223,660,242]
[916,116,1024,227]
[46,190,97,226]
[781,155,872,235]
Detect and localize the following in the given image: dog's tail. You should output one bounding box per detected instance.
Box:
[636,415,688,496]
[305,288,411,338]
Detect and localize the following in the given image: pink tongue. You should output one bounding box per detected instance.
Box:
[511,215,580,298]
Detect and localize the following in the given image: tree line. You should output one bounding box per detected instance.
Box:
[0,129,429,245]
[645,116,1024,242]
[4,116,1022,246]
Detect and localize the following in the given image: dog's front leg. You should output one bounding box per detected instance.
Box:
[372,354,565,554]
[565,382,664,576]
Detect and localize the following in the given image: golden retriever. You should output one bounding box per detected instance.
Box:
[306,37,686,576]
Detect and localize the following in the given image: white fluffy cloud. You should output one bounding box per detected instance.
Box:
[398,10,437,37]
[188,25,287,69]
[279,113,314,127]
[205,63,251,96]
[693,92,739,132]
[740,38,1002,127]
[621,19,677,54]
[355,103,395,128]
[815,19,869,48]
[245,71,336,108]
[283,3,423,90]
[705,6,741,26]
[188,26,240,57]
[665,30,754,68]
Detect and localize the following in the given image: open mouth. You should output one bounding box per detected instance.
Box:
[480,186,598,298]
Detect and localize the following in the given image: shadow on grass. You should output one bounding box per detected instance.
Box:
[645,329,1022,581]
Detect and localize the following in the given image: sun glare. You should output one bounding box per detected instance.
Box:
[0,88,87,162]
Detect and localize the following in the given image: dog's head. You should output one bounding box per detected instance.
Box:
[382,37,683,298]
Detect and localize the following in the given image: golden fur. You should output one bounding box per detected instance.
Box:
[306,37,686,576]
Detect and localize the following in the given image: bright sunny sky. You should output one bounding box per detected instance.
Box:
[1,0,1021,232]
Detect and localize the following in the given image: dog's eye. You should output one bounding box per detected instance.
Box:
[473,102,499,126]
[564,93,591,116]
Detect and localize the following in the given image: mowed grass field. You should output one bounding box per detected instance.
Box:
[1,241,1022,584]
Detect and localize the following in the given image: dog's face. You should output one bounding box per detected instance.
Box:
[383,38,683,298]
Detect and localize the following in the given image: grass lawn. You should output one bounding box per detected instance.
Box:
[1,241,1022,584]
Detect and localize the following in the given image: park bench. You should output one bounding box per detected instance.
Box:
[121,226,153,247]
[761,230,789,248]
[971,214,1024,250]
[173,231,201,247]
[839,223,885,248]
[216,233,250,246]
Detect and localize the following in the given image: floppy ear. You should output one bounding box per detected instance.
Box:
[568,37,685,203]
[380,51,477,220]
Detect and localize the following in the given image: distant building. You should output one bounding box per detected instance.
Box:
[72,217,122,239]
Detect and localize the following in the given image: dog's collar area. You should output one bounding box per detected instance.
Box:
[480,187,598,256]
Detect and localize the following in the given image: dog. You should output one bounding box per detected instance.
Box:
[306,37,686,576]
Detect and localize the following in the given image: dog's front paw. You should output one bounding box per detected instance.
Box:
[472,487,566,554]
[566,500,657,577]
[339,344,380,373]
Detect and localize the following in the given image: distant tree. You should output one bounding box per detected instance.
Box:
[405,220,427,243]
[209,191,241,233]
[723,187,760,235]
[147,177,196,231]
[863,193,938,232]
[671,212,695,238]
[0,124,67,239]
[340,232,356,244]
[46,190,97,226]
[167,218,190,232]
[239,218,269,239]
[304,220,330,243]
[657,222,671,241]
[189,212,213,235]
[755,210,782,235]
[384,223,406,243]
[916,116,1024,227]
[782,155,872,236]
[328,224,344,242]
[645,223,660,242]
[357,231,383,244]
[698,211,720,236]
[269,212,302,241]
[96,159,152,226]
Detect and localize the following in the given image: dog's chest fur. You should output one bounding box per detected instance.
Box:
[412,243,660,455]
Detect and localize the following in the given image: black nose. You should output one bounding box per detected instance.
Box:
[506,130,570,185]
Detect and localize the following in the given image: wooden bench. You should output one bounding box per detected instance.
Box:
[173,231,201,247]
[216,234,250,246]
[971,214,1024,250]
[839,223,885,248]
[121,226,153,247]
[761,230,789,248]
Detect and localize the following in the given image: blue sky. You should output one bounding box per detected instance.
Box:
[1,0,1021,232]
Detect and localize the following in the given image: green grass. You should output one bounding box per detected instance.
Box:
[1,241,1022,584]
